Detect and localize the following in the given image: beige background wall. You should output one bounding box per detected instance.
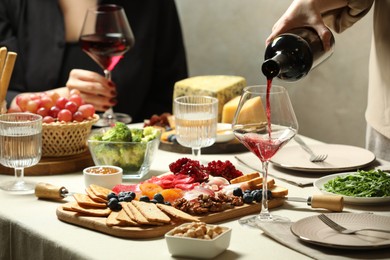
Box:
[175,0,373,148]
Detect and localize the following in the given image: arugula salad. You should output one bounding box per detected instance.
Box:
[323,169,390,197]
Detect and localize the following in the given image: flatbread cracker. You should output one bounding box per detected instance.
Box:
[73,193,107,208]
[132,200,171,224]
[106,211,123,227]
[115,206,139,226]
[85,187,107,203]
[124,202,164,226]
[70,203,111,217]
[156,203,199,222]
[89,184,112,199]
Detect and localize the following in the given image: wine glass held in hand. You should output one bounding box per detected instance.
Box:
[232,85,298,226]
[173,96,218,163]
[79,4,135,127]
[0,113,42,193]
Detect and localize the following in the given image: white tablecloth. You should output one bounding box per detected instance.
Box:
[0,136,389,260]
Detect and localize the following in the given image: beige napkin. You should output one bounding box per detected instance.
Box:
[235,153,324,187]
[257,221,390,260]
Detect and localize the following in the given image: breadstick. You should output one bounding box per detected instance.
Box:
[0,47,7,77]
[0,51,17,106]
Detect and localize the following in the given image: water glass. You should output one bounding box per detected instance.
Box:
[0,113,42,193]
[173,96,218,162]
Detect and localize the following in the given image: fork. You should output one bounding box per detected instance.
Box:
[318,214,390,234]
[294,135,328,162]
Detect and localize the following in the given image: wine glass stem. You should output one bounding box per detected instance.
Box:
[192,147,201,162]
[14,167,25,185]
[260,161,271,219]
[103,70,115,122]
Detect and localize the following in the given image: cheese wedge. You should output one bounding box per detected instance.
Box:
[173,75,246,121]
[236,96,267,125]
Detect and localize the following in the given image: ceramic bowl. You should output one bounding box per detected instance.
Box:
[83,165,123,189]
[216,123,234,143]
[165,222,232,259]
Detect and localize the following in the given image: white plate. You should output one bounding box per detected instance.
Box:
[271,144,375,172]
[291,213,390,249]
[314,172,390,205]
[216,123,234,143]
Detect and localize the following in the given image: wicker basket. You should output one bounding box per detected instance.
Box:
[42,114,99,157]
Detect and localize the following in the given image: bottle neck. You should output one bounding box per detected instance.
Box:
[261,53,289,79]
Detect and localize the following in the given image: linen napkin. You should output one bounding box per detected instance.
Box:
[235,153,323,187]
[257,221,390,260]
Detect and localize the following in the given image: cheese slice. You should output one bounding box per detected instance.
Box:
[173,75,246,121]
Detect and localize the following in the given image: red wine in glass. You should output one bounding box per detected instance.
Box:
[79,4,135,126]
[80,33,134,72]
[232,85,298,225]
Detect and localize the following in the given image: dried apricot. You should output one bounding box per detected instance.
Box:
[139,183,163,199]
[160,188,184,203]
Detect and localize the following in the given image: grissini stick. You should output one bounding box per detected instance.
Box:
[0,51,17,106]
[0,47,7,77]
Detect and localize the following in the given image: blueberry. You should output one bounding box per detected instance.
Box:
[153,193,164,203]
[252,190,262,202]
[107,192,117,200]
[244,189,251,194]
[123,194,133,202]
[118,191,126,198]
[150,199,158,204]
[267,190,273,199]
[139,196,150,202]
[107,197,121,210]
[164,201,171,206]
[243,193,254,204]
[232,187,243,197]
[167,134,176,143]
[128,191,136,200]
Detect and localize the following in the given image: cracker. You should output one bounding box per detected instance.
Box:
[89,184,112,199]
[106,211,123,227]
[116,206,139,226]
[124,202,164,226]
[70,203,111,217]
[132,200,171,224]
[85,187,107,203]
[156,203,199,222]
[73,193,107,208]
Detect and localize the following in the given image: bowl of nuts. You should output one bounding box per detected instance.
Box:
[165,222,232,259]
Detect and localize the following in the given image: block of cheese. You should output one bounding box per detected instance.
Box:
[173,75,246,121]
[221,96,240,124]
[235,96,267,125]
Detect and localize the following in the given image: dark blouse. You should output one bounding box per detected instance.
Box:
[0,0,188,122]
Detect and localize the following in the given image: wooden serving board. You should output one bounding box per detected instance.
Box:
[0,151,94,176]
[56,199,284,239]
[159,139,248,154]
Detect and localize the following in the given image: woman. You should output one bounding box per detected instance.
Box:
[0,0,188,123]
[268,0,390,161]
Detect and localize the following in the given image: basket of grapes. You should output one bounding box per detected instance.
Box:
[13,90,99,157]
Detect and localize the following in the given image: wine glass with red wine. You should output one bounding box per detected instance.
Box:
[232,85,298,226]
[79,4,135,127]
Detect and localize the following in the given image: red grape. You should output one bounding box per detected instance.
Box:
[57,109,73,122]
[78,104,95,118]
[26,100,40,113]
[56,97,69,109]
[73,111,84,122]
[40,96,55,110]
[36,107,49,117]
[16,95,29,111]
[64,101,78,114]
[69,94,83,107]
[43,116,55,124]
[48,106,61,118]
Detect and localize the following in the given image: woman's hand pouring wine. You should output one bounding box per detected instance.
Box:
[66,69,117,112]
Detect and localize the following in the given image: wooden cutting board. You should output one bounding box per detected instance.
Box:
[56,199,284,239]
[0,151,94,176]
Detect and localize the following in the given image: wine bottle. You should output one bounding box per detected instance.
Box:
[262,27,335,81]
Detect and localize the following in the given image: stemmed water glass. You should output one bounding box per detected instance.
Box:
[232,85,298,226]
[0,113,42,193]
[173,96,218,163]
[79,4,135,127]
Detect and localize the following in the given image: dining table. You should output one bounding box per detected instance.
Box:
[0,134,389,260]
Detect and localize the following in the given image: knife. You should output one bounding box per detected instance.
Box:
[284,194,344,212]
[35,182,73,200]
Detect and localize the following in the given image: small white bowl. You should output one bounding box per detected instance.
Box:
[165,223,232,259]
[216,123,234,143]
[83,165,123,190]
